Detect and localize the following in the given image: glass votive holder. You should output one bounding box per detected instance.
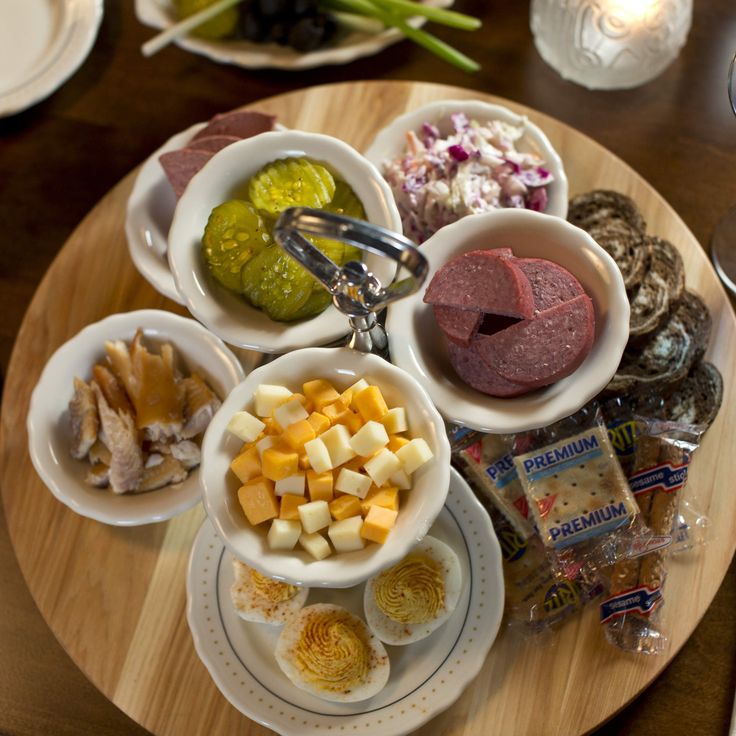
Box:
[530,0,693,90]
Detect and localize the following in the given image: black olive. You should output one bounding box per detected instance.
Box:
[258,0,289,17]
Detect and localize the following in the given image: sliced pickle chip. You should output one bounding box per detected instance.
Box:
[202,200,271,292]
[248,158,336,217]
[288,289,332,321]
[325,180,366,220]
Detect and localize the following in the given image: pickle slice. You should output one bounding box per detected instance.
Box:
[202,200,271,292]
[325,180,366,220]
[248,158,336,217]
[288,289,332,321]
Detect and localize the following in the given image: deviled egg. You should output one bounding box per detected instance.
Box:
[363,535,462,645]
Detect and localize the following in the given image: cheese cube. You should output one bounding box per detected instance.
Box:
[275,472,305,497]
[274,398,309,430]
[381,407,408,434]
[388,435,410,453]
[299,532,332,560]
[307,469,334,502]
[341,379,370,408]
[353,385,388,422]
[237,477,278,526]
[230,446,261,484]
[389,468,412,490]
[395,438,434,475]
[256,434,276,459]
[298,500,332,534]
[349,420,389,457]
[291,392,310,408]
[303,379,340,411]
[298,453,311,470]
[361,486,399,515]
[343,455,370,472]
[304,437,332,474]
[320,424,356,468]
[307,411,330,436]
[328,516,366,553]
[345,411,364,434]
[323,399,352,426]
[227,411,265,443]
[267,519,301,550]
[363,448,401,487]
[254,384,292,417]
[329,494,362,520]
[361,505,398,544]
[335,468,372,499]
[280,493,308,520]
[282,419,316,452]
[262,447,299,482]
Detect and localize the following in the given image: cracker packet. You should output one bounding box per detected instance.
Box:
[513,405,646,575]
[601,418,704,653]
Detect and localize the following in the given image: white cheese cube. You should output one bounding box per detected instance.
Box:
[328,516,366,553]
[275,473,305,497]
[396,438,434,475]
[349,420,389,457]
[363,448,401,487]
[254,384,293,417]
[298,500,332,534]
[389,468,412,490]
[381,407,408,434]
[342,379,370,407]
[274,398,309,430]
[256,434,275,459]
[226,411,265,443]
[299,532,332,560]
[267,519,301,550]
[320,424,356,468]
[334,468,372,499]
[304,437,332,474]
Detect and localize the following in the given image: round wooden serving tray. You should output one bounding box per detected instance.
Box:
[2,81,735,736]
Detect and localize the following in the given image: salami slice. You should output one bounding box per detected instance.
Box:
[515,257,585,312]
[447,342,529,398]
[159,149,215,199]
[191,110,276,141]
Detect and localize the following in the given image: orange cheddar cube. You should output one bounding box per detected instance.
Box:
[343,454,375,473]
[303,379,340,411]
[345,411,364,434]
[360,486,399,516]
[330,494,362,521]
[230,445,261,484]
[262,416,280,435]
[298,452,311,470]
[388,435,411,453]
[307,469,334,502]
[262,447,299,482]
[307,411,331,436]
[323,399,352,426]
[283,419,317,452]
[279,493,308,521]
[360,505,398,544]
[237,477,278,526]
[354,385,389,422]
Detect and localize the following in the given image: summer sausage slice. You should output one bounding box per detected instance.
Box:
[447,342,530,398]
[191,110,276,141]
[515,258,585,312]
[432,305,483,347]
[187,134,241,154]
[475,294,595,388]
[423,249,535,319]
[159,149,215,199]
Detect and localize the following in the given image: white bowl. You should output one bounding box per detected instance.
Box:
[27,310,246,526]
[199,347,451,588]
[364,98,569,230]
[385,209,630,433]
[168,130,402,353]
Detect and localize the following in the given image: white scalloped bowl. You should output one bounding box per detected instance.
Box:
[26,310,246,526]
[385,209,630,433]
[199,347,451,588]
[168,130,401,353]
[364,98,569,234]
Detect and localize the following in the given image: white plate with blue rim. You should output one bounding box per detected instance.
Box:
[186,467,504,735]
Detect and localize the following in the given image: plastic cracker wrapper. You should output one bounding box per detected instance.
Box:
[601,418,705,654]
[455,433,535,540]
[512,405,646,577]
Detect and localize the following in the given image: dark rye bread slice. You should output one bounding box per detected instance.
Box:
[628,236,685,340]
[568,190,646,234]
[660,361,723,429]
[606,291,711,395]
[587,220,648,292]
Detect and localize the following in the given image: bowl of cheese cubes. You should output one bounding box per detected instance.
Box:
[199,347,451,588]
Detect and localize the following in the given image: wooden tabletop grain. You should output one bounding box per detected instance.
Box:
[2,1,736,735]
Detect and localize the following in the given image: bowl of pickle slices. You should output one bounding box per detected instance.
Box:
[168,130,402,353]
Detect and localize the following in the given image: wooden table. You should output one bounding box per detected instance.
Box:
[2,2,736,734]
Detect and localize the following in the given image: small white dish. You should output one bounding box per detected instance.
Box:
[386,209,630,433]
[0,0,103,118]
[364,98,569,229]
[27,310,246,526]
[199,347,451,589]
[187,467,503,736]
[168,130,401,353]
[135,0,452,71]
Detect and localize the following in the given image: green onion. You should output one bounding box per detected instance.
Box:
[368,0,481,31]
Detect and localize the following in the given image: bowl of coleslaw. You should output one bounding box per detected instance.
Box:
[364,99,568,243]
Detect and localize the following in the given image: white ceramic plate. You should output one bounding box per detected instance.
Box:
[135,0,452,70]
[0,0,103,118]
[26,310,246,526]
[187,467,504,736]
